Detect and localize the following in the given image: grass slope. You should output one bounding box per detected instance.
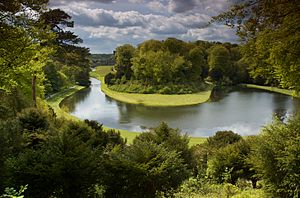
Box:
[90,66,212,107]
[241,84,299,98]
[46,86,85,119]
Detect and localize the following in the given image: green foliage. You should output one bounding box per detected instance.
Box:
[208,45,233,83]
[114,44,135,79]
[206,140,256,185]
[0,185,27,198]
[104,140,189,197]
[213,0,300,90]
[207,131,242,150]
[249,115,300,197]
[108,38,249,94]
[17,108,49,131]
[135,122,193,168]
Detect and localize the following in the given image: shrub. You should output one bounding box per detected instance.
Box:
[249,115,300,197]
[17,108,49,131]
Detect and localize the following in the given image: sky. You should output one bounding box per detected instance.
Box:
[49,0,238,54]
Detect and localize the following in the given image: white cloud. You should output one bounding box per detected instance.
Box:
[147,1,166,13]
[49,0,238,53]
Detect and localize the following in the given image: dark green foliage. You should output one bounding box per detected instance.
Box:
[249,115,300,197]
[206,139,256,186]
[108,38,249,94]
[207,131,242,150]
[213,0,300,90]
[114,44,135,79]
[104,140,189,197]
[104,72,116,85]
[84,119,126,148]
[17,108,49,131]
[135,122,193,169]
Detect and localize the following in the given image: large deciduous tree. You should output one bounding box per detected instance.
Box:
[213,0,300,90]
[0,0,54,107]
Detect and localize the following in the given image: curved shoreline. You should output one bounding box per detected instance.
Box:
[100,77,212,106]
[46,84,207,145]
[90,67,212,106]
[239,84,299,98]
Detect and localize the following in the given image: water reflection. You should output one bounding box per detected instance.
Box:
[61,78,300,137]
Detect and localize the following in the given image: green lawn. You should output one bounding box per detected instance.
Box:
[90,66,212,107]
[241,84,299,98]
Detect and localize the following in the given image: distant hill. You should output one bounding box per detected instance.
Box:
[91,54,115,67]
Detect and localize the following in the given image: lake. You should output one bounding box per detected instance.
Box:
[61,78,300,137]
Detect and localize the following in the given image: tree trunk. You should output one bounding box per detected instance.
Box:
[32,75,37,107]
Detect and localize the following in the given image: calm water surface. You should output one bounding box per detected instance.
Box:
[61,78,300,137]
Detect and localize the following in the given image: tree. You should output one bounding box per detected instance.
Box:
[206,139,257,187]
[104,140,189,197]
[137,39,165,53]
[40,9,91,88]
[249,116,300,197]
[134,122,192,168]
[208,45,232,83]
[163,38,189,56]
[213,0,300,90]
[114,44,135,79]
[207,131,242,150]
[187,46,207,80]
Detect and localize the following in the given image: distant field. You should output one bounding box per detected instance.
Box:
[90,66,212,107]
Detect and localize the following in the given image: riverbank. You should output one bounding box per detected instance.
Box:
[46,84,206,145]
[46,86,86,119]
[240,84,299,98]
[90,66,212,107]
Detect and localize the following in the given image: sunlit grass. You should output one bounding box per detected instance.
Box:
[241,84,299,98]
[46,86,85,120]
[90,66,212,107]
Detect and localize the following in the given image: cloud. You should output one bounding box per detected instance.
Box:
[50,0,114,6]
[147,1,166,13]
[49,0,238,53]
[168,0,195,13]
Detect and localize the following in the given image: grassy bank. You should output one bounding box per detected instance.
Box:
[90,66,212,107]
[46,86,85,119]
[46,82,206,145]
[241,84,299,98]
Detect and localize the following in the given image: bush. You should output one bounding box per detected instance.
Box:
[104,140,189,197]
[207,131,242,150]
[17,108,49,131]
[104,73,115,85]
[249,115,300,197]
[158,86,172,94]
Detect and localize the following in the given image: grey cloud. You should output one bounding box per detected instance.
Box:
[168,0,195,13]
[50,0,114,6]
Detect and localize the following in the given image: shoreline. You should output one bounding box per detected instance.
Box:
[240,84,299,98]
[46,84,207,146]
[90,67,212,107]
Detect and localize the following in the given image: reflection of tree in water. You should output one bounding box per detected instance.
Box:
[293,98,300,112]
[105,95,114,104]
[210,86,234,102]
[115,101,134,123]
[271,94,289,121]
[273,108,287,122]
[60,88,91,112]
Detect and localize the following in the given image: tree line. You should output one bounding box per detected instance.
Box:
[105,39,250,94]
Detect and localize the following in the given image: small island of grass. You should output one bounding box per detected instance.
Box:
[91,66,212,106]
